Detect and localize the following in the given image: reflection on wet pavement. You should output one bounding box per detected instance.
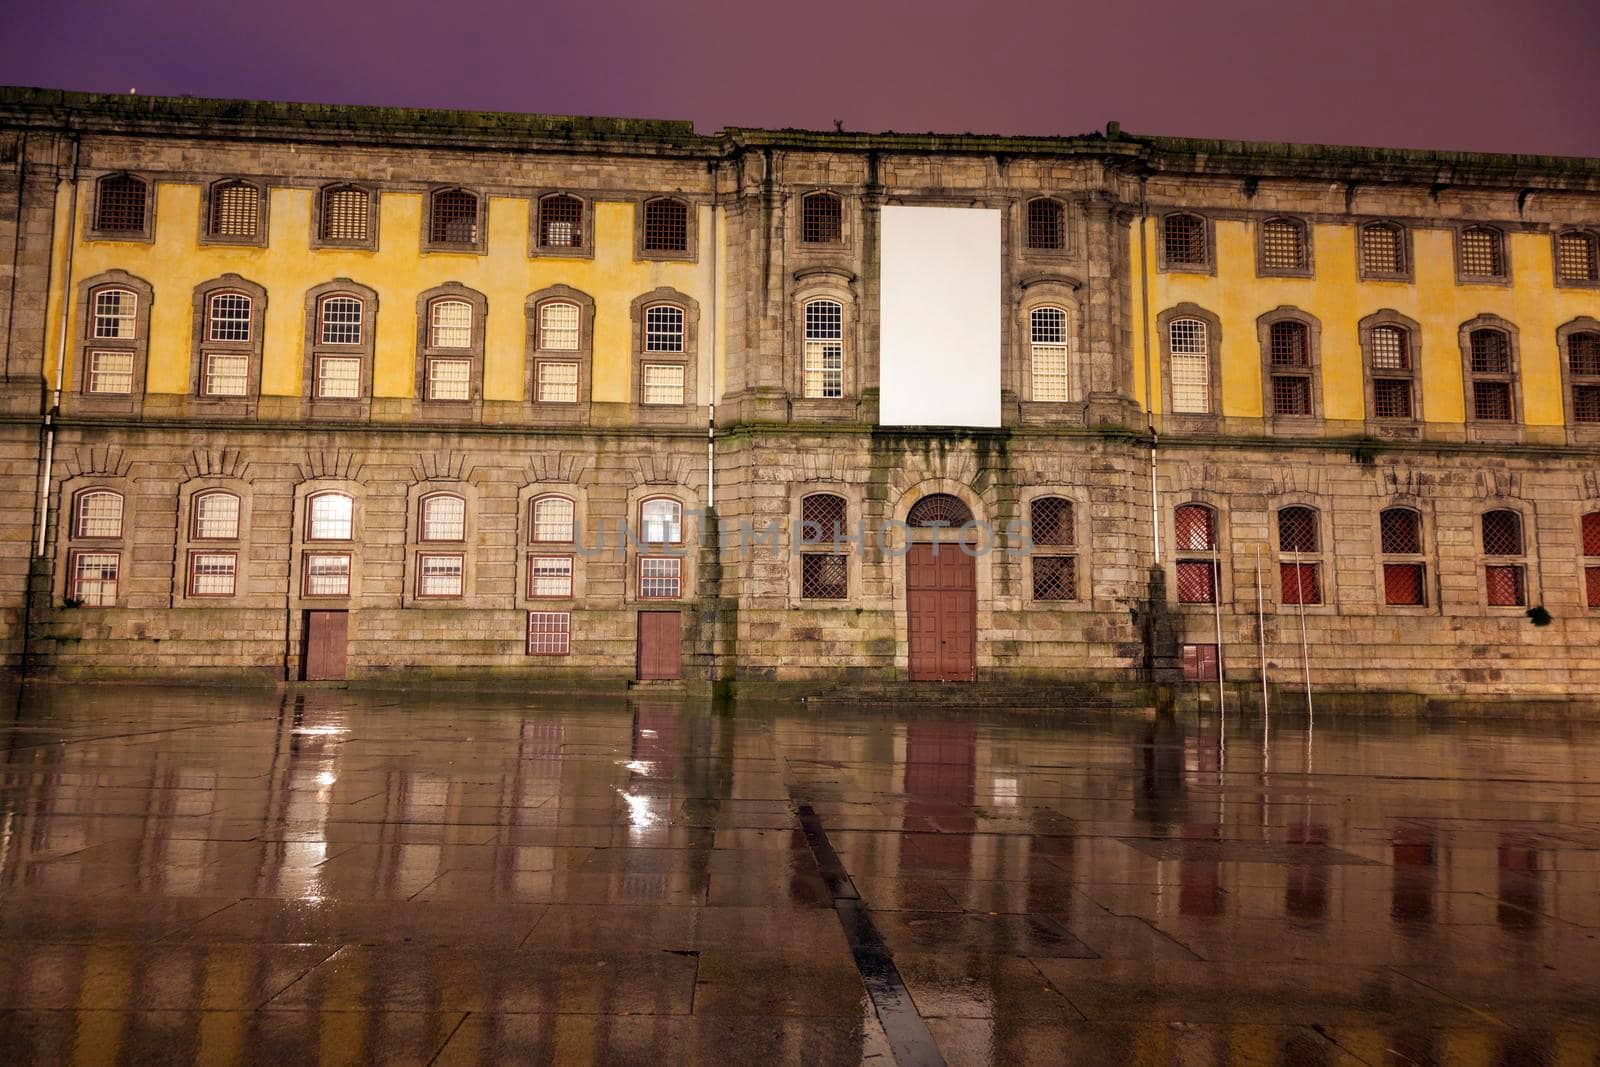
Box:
[2,686,1599,1064]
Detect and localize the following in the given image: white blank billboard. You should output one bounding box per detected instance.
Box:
[878,205,1002,428]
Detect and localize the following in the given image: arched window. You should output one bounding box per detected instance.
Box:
[803,299,844,399]
[66,487,126,607]
[94,174,147,233]
[1260,217,1307,272]
[92,288,137,339]
[74,490,123,538]
[1268,320,1313,416]
[429,299,472,349]
[209,180,260,238]
[1557,231,1599,283]
[1459,226,1506,279]
[1566,330,1600,423]
[429,188,479,246]
[309,294,364,400]
[306,492,354,541]
[643,197,689,252]
[1370,324,1414,419]
[1174,504,1217,605]
[85,285,139,396]
[801,193,842,244]
[539,301,580,352]
[1163,213,1208,268]
[1277,506,1322,605]
[1030,497,1075,601]
[1169,318,1211,414]
[1583,512,1600,609]
[192,491,241,540]
[907,494,973,528]
[645,305,684,352]
[642,304,687,405]
[208,293,253,342]
[1030,307,1072,402]
[531,495,575,543]
[1482,509,1526,607]
[319,295,363,346]
[420,494,466,542]
[1026,199,1064,251]
[1380,508,1425,606]
[320,185,371,244]
[1360,222,1406,276]
[538,194,583,249]
[1468,328,1514,421]
[799,493,848,600]
[193,277,265,401]
[640,497,683,545]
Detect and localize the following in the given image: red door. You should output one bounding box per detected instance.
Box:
[302,610,348,681]
[637,611,682,680]
[906,545,976,681]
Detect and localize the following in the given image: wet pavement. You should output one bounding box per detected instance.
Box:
[1,687,1599,1066]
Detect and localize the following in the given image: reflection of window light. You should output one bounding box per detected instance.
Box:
[992,777,1019,807]
[316,772,337,788]
[620,759,654,775]
[619,788,656,827]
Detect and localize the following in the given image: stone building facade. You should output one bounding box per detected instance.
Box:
[1,88,1598,697]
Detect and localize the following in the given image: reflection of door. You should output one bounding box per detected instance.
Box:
[906,544,976,681]
[302,611,348,681]
[637,611,682,680]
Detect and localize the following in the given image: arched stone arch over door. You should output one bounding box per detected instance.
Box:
[897,488,984,681]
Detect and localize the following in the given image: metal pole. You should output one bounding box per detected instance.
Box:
[1211,558,1225,718]
[1255,545,1269,724]
[1293,549,1313,721]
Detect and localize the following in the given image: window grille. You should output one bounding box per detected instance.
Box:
[418,554,463,597]
[430,189,478,245]
[75,491,123,538]
[640,498,682,544]
[537,361,579,403]
[1482,510,1522,556]
[532,497,575,543]
[539,195,583,248]
[1371,326,1408,370]
[1261,219,1305,270]
[1373,379,1412,419]
[1588,565,1600,611]
[802,193,842,244]
[1280,562,1321,604]
[1026,199,1064,250]
[801,494,847,543]
[1176,560,1216,604]
[1272,375,1312,416]
[429,300,472,348]
[801,554,848,599]
[1270,322,1308,367]
[210,182,258,237]
[1174,505,1214,551]
[93,289,137,339]
[304,553,351,596]
[539,302,580,350]
[1558,232,1598,281]
[1473,381,1512,421]
[71,552,119,605]
[1169,318,1210,413]
[639,556,682,598]
[1031,497,1074,546]
[95,175,146,232]
[642,363,685,405]
[907,494,973,528]
[1569,332,1600,376]
[1031,307,1071,402]
[803,300,844,398]
[307,494,353,541]
[421,495,465,542]
[1485,564,1524,607]
[189,552,237,596]
[1164,214,1207,266]
[1460,228,1504,276]
[427,358,471,401]
[1278,507,1318,552]
[321,186,369,242]
[645,305,684,352]
[1584,513,1600,609]
[529,555,574,598]
[1470,330,1510,374]
[1032,556,1076,601]
[527,611,571,655]
[1383,563,1424,606]
[1361,223,1404,274]
[1380,508,1421,554]
[207,294,252,342]
[320,297,362,345]
[1574,385,1600,422]
[1585,513,1600,557]
[315,356,361,399]
[193,492,240,540]
[87,351,133,395]
[643,199,688,252]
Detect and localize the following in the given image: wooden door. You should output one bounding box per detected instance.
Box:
[906,544,976,681]
[302,610,348,681]
[637,611,682,680]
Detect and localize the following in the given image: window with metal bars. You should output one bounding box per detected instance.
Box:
[95,174,147,233]
[209,181,259,238]
[192,491,240,540]
[420,494,466,542]
[1278,507,1318,552]
[1467,328,1515,422]
[1026,199,1064,250]
[527,611,571,655]
[1176,560,1217,605]
[207,293,252,342]
[801,553,847,600]
[1583,512,1600,609]
[1485,564,1525,607]
[1163,214,1207,267]
[1030,497,1073,547]
[1174,504,1217,604]
[908,494,973,528]
[429,189,479,246]
[1030,307,1072,402]
[1277,505,1323,605]
[187,551,236,597]
[307,493,354,541]
[1030,497,1075,602]
[1557,231,1598,282]
[1470,330,1510,374]
[417,554,464,597]
[801,193,842,244]
[1268,320,1314,417]
[303,552,351,597]
[74,490,123,538]
[529,555,574,598]
[1480,513,1526,612]
[639,556,682,598]
[1272,375,1312,417]
[70,551,120,606]
[643,198,689,252]
[320,186,370,243]
[1568,331,1600,423]
[801,493,847,544]
[1459,227,1505,278]
[1373,379,1412,419]
[1360,223,1405,276]
[1280,561,1321,605]
[1032,556,1076,601]
[1260,218,1306,271]
[1380,508,1421,554]
[1168,317,1211,413]
[1270,321,1307,366]
[319,296,363,346]
[538,195,583,248]
[1174,504,1214,551]
[1482,510,1523,556]
[531,496,575,543]
[93,288,137,339]
[803,300,844,398]
[1371,326,1409,371]
[1379,508,1425,606]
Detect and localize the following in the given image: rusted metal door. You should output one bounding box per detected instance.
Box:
[302,610,348,681]
[636,611,682,680]
[906,544,976,681]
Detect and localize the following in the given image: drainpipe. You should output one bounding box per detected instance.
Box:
[1138,176,1159,564]
[706,161,717,510]
[35,136,80,558]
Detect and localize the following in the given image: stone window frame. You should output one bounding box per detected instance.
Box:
[1157,211,1215,275]
[289,480,363,610]
[1458,313,1523,443]
[188,274,267,416]
[629,287,701,424]
[1557,316,1600,444]
[311,183,380,252]
[634,195,699,262]
[525,284,596,423]
[174,479,259,606]
[1454,223,1512,286]
[55,477,133,608]
[1579,509,1600,613]
[414,282,488,420]
[72,270,153,417]
[529,191,595,260]
[788,485,858,606]
[422,185,487,255]
[88,172,154,243]
[1255,215,1314,278]
[1016,277,1086,413]
[1156,303,1223,432]
[302,279,378,420]
[1020,196,1071,257]
[1257,307,1324,432]
[517,483,589,610]
[1475,502,1540,614]
[1272,498,1335,614]
[1166,493,1232,610]
[1554,228,1600,289]
[797,190,849,249]
[1013,488,1093,613]
[788,269,857,418]
[1355,220,1414,282]
[401,482,481,608]
[623,485,698,606]
[198,177,270,249]
[1372,500,1436,615]
[1359,309,1424,436]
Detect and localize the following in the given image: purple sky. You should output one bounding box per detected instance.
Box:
[5,0,1599,156]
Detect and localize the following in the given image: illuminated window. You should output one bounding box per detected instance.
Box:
[320,185,370,242]
[537,360,579,403]
[531,496,575,543]
[529,555,574,598]
[420,494,465,542]
[202,353,248,397]
[1261,218,1306,271]
[427,358,471,401]
[804,299,844,399]
[192,491,240,540]
[1557,231,1598,282]
[74,490,123,538]
[539,302,580,350]
[429,188,479,245]
[1030,307,1072,402]
[307,493,353,541]
[429,300,472,349]
[87,351,133,395]
[538,194,583,248]
[315,356,361,400]
[1459,227,1505,278]
[640,498,682,545]
[188,552,237,597]
[1360,222,1406,276]
[209,181,259,238]
[1169,318,1210,413]
[93,288,137,339]
[303,553,351,596]
[417,554,464,597]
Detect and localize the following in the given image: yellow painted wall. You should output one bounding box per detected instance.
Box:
[1132,216,1597,426]
[44,184,715,406]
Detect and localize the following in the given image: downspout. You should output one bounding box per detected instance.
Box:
[706,161,717,511]
[1138,176,1159,564]
[35,136,79,558]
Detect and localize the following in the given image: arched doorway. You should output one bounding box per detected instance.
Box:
[904,494,977,681]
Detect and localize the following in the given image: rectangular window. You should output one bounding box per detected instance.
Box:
[427,358,472,401]
[527,611,571,655]
[1383,563,1425,606]
[1280,562,1321,605]
[1473,380,1512,421]
[1573,384,1600,423]
[304,553,351,597]
[801,554,848,599]
[1485,564,1524,607]
[1182,643,1219,682]
[1460,230,1503,277]
[639,556,682,599]
[1032,344,1069,402]
[315,356,361,399]
[529,555,574,598]
[87,350,134,395]
[536,360,579,403]
[1272,375,1312,416]
[188,551,237,597]
[70,551,119,606]
[804,339,844,399]
[1176,560,1217,604]
[93,291,136,338]
[1587,566,1600,609]
[417,554,464,597]
[1032,555,1076,601]
[202,353,249,397]
[1373,379,1413,419]
[324,188,369,241]
[642,363,685,405]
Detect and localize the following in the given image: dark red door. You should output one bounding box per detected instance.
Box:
[302,610,348,681]
[906,544,976,681]
[637,611,682,680]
